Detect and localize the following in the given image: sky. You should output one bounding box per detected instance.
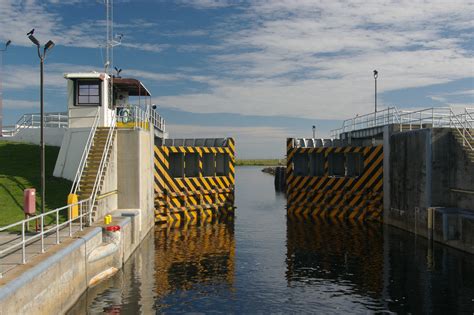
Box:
[0,0,473,158]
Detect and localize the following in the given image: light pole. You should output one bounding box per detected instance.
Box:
[312,125,316,138]
[373,69,378,124]
[28,32,55,215]
[0,40,11,137]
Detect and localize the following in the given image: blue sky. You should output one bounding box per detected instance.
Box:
[0,0,473,158]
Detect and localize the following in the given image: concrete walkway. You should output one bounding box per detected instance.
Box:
[0,224,83,277]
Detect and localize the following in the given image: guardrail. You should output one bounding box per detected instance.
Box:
[116,104,165,132]
[330,106,473,147]
[0,198,93,278]
[2,112,68,137]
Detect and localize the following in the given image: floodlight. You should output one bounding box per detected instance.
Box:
[28,34,40,47]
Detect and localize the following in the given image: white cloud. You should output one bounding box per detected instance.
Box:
[155,0,474,120]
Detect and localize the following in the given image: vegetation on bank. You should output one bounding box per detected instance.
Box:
[235,159,286,166]
[0,141,72,227]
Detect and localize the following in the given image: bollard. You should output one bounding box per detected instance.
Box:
[104,215,112,225]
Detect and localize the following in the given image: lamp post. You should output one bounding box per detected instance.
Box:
[0,40,11,137]
[28,32,55,215]
[373,69,378,124]
[312,125,316,138]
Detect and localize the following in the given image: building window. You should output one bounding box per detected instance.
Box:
[76,80,101,106]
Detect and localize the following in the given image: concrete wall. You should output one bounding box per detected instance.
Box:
[1,127,66,147]
[53,128,90,180]
[117,128,155,230]
[0,210,153,314]
[386,128,474,253]
[387,129,431,237]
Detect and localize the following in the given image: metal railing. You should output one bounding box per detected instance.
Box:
[70,111,100,195]
[0,198,93,278]
[116,104,165,132]
[331,106,473,147]
[2,112,68,137]
[88,112,117,217]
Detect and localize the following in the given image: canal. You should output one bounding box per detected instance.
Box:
[69,166,474,314]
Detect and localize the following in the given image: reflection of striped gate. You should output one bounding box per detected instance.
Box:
[286,138,383,221]
[154,138,235,224]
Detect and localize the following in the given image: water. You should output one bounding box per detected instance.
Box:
[70,166,474,314]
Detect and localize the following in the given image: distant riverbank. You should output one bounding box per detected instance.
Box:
[235,159,285,166]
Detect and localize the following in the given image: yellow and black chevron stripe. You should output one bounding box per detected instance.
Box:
[154,138,235,224]
[286,139,383,221]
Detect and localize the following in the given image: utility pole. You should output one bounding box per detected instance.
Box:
[0,40,11,137]
[28,32,55,214]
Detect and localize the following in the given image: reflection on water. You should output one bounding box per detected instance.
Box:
[286,218,384,305]
[70,166,474,313]
[154,216,235,303]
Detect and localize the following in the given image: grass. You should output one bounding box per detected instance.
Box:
[0,141,72,228]
[235,159,286,166]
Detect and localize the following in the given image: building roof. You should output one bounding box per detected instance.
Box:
[112,77,151,96]
[64,72,151,97]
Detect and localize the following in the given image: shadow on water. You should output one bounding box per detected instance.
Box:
[69,166,474,314]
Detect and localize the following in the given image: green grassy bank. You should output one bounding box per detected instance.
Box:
[0,141,72,227]
[235,159,286,166]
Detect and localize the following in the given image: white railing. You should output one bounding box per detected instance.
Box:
[116,104,165,132]
[2,112,68,137]
[70,111,100,195]
[450,108,473,151]
[88,112,117,216]
[0,198,92,278]
[331,106,473,145]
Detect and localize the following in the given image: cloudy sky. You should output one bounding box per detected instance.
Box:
[1,0,473,158]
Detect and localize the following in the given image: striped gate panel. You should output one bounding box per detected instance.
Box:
[154,138,235,224]
[286,138,383,221]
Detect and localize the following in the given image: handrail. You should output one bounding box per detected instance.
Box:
[116,104,165,132]
[0,197,92,278]
[330,106,472,139]
[87,111,117,223]
[450,109,473,151]
[70,110,100,195]
[2,112,68,137]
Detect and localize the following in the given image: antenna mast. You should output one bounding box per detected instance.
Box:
[105,0,113,75]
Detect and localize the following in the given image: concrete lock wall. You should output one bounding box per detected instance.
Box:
[387,128,474,253]
[0,211,152,314]
[117,128,155,229]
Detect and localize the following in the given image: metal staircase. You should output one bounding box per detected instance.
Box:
[70,112,117,223]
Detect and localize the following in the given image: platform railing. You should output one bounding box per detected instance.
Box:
[450,108,473,151]
[2,112,68,137]
[70,111,100,195]
[0,198,92,278]
[330,106,472,139]
[116,104,165,132]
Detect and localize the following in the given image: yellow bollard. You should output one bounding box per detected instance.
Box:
[104,215,112,225]
[67,194,79,219]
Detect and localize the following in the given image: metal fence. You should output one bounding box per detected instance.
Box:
[330,106,474,147]
[0,198,94,278]
[116,104,166,132]
[2,112,68,137]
